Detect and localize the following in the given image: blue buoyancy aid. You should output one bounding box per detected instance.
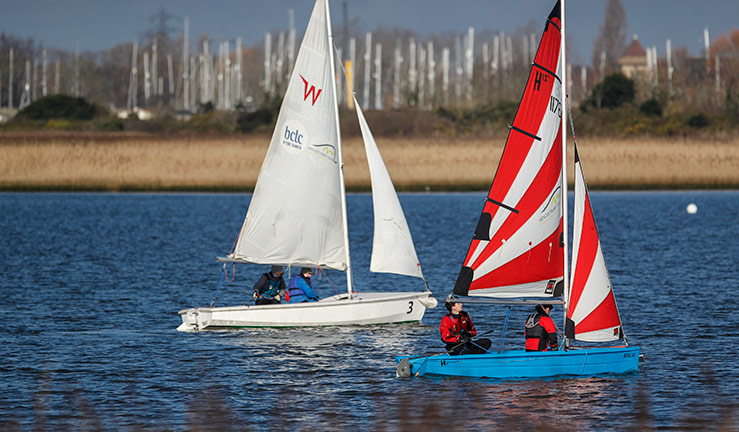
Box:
[286,275,316,303]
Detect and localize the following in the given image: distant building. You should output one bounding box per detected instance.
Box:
[618,36,647,78]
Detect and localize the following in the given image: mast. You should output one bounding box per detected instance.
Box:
[183,17,190,111]
[8,49,13,109]
[325,0,353,295]
[561,0,570,340]
[362,32,371,109]
[374,43,382,109]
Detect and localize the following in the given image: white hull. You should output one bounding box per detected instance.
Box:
[177,291,437,331]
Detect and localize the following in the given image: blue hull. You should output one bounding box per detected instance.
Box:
[396,347,640,379]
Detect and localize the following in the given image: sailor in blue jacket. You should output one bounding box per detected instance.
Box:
[286,267,319,303]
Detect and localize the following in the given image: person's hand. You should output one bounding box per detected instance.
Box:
[461,330,472,342]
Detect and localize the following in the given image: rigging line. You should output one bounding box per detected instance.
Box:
[532,62,561,83]
[210,263,227,308]
[509,124,542,142]
[332,41,356,97]
[565,95,578,146]
[487,197,520,214]
[419,264,432,292]
[316,266,341,296]
[228,222,244,255]
[225,262,235,282]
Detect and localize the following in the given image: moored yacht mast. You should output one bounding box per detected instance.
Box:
[325,0,354,296]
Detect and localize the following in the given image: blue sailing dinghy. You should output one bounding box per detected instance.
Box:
[396,0,641,380]
[397,347,639,379]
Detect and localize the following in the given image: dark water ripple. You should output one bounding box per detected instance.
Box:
[1,192,737,431]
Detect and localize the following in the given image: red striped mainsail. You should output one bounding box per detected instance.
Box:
[454,0,564,298]
[566,145,624,342]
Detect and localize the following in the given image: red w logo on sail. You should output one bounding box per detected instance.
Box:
[300,74,322,106]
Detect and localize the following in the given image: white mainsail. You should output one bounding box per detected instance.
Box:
[355,99,424,279]
[230,0,346,270]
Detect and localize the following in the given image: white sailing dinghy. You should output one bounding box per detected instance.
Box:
[177,0,435,331]
[396,0,639,378]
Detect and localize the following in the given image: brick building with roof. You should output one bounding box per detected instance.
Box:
[618,36,648,78]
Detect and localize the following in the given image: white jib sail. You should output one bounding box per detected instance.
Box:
[230,0,346,270]
[355,99,424,279]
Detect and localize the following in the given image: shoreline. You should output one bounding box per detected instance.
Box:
[2,133,738,191]
[2,183,738,193]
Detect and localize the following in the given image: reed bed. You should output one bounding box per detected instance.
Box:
[1,132,738,190]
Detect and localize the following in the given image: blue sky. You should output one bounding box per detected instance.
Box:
[2,0,737,63]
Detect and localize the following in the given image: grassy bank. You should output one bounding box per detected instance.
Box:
[1,131,738,191]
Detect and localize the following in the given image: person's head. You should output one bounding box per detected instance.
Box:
[300,267,312,277]
[445,296,463,314]
[537,303,554,315]
[271,265,284,276]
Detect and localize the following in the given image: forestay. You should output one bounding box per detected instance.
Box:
[566,145,625,342]
[229,0,346,270]
[453,2,564,298]
[355,99,424,279]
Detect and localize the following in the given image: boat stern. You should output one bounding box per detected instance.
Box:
[176,308,213,332]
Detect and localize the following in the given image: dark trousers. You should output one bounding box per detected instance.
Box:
[255,298,280,305]
[446,338,492,355]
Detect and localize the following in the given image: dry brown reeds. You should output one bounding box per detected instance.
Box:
[1,131,738,191]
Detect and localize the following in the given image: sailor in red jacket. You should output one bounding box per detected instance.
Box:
[440,297,492,355]
[525,304,559,351]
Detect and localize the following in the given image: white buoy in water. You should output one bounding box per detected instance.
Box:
[686,203,698,214]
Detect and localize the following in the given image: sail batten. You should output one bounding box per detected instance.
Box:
[510,125,542,141]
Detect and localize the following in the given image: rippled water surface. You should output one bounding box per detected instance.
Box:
[1,192,737,430]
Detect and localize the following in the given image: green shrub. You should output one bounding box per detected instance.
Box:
[96,117,125,131]
[687,113,710,129]
[584,73,636,109]
[236,109,275,133]
[640,98,663,117]
[15,95,102,121]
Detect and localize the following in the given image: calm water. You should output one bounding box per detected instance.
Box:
[1,192,737,431]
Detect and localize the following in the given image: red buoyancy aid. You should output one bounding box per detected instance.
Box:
[440,311,478,343]
[524,312,558,351]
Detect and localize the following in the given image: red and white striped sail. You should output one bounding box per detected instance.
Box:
[566,145,624,342]
[454,1,564,298]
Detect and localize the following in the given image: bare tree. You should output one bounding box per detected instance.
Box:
[591,0,628,77]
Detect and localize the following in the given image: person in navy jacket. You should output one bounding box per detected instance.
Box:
[439,297,492,355]
[252,265,286,305]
